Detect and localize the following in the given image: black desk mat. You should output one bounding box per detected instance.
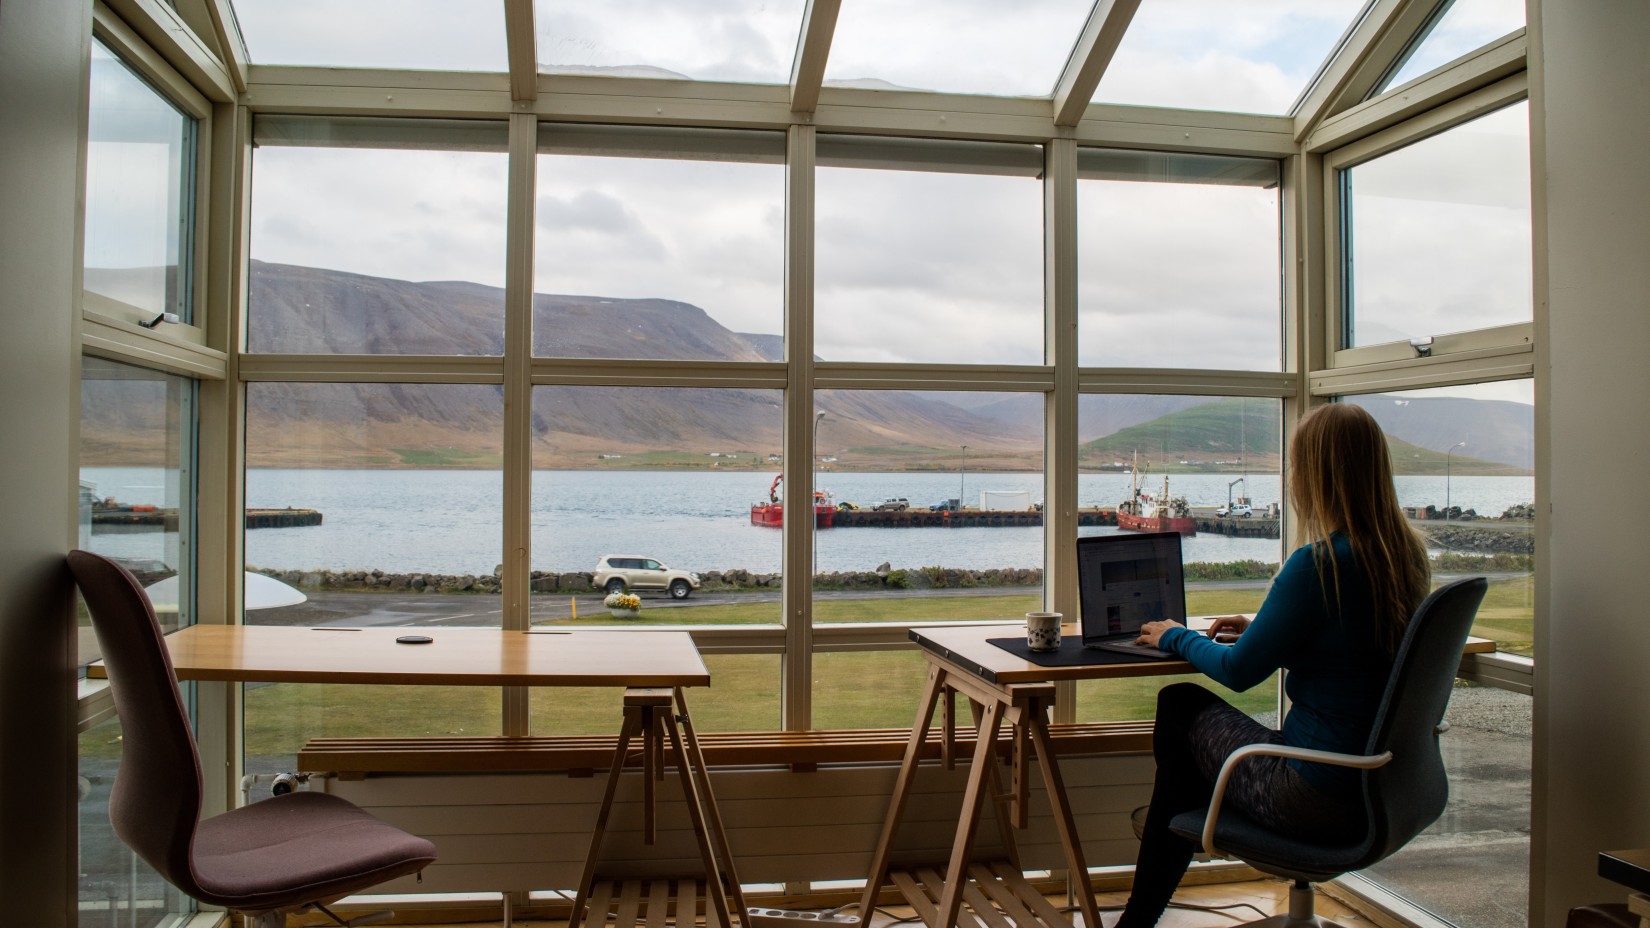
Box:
[986,635,1166,667]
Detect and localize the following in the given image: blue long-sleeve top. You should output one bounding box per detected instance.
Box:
[1157,535,1394,797]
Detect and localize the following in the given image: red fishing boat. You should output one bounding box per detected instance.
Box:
[1116,455,1197,536]
[751,474,835,528]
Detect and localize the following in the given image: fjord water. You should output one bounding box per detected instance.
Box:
[81,468,1536,575]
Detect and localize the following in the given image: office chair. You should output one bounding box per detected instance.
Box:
[1169,576,1489,927]
[69,551,437,928]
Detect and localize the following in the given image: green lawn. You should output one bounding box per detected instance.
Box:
[232,577,1532,767]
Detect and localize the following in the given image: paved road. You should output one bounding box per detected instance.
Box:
[252,583,1281,628]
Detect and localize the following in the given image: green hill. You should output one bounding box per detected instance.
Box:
[1081,398,1281,470]
[1079,399,1528,475]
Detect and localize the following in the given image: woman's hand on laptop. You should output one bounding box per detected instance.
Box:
[1137,620,1181,648]
[1207,615,1250,643]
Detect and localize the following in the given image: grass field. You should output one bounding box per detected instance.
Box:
[226,576,1531,768]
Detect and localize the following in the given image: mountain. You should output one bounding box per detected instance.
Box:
[80,262,1534,474]
[1346,394,1533,469]
[230,262,1035,469]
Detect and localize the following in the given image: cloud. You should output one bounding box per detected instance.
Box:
[814,166,1045,363]
[1078,180,1281,369]
[1093,0,1370,113]
[825,0,1097,97]
[232,0,506,71]
[250,147,509,287]
[533,154,784,331]
[536,0,806,84]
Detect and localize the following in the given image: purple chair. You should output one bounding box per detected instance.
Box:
[69,551,437,928]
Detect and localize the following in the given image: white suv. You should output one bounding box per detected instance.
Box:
[593,555,701,599]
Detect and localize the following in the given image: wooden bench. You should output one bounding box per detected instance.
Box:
[297,722,1155,779]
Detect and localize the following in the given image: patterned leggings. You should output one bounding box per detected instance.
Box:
[1114,683,1365,928]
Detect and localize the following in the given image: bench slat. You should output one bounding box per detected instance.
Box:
[298,723,1154,775]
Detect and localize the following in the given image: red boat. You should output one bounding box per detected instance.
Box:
[1116,457,1197,536]
[751,474,835,528]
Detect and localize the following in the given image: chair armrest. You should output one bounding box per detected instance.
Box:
[1198,743,1393,857]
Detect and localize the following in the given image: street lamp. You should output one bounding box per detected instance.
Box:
[959,445,967,507]
[1444,441,1467,520]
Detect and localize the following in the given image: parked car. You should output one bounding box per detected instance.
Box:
[592,555,701,599]
[872,497,910,512]
[929,498,960,512]
[1216,502,1254,518]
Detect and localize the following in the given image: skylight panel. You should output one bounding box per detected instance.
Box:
[1091,0,1371,115]
[230,0,507,71]
[1377,0,1525,94]
[534,0,807,84]
[823,0,1095,98]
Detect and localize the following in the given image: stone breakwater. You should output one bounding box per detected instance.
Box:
[1418,524,1535,554]
[247,565,1048,595]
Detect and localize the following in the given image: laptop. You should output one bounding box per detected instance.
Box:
[1077,531,1188,659]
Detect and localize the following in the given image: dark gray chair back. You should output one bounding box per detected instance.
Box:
[1169,576,1488,884]
[68,550,207,899]
[1358,575,1489,867]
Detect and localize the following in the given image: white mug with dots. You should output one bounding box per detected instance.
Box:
[1025,612,1062,651]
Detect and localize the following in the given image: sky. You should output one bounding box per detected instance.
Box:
[232,0,1532,403]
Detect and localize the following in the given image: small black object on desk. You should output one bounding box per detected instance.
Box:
[395,635,434,645]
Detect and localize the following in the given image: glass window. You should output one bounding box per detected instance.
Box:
[813,651,930,730]
[1091,0,1370,115]
[1357,684,1531,928]
[84,38,196,324]
[1077,150,1282,370]
[1378,0,1526,93]
[248,118,509,355]
[1073,394,1282,722]
[534,0,806,84]
[534,126,785,360]
[811,390,1046,628]
[530,655,780,736]
[78,357,197,668]
[80,715,191,926]
[823,0,1094,98]
[242,381,504,775]
[815,137,1044,364]
[243,382,505,606]
[1342,379,1534,657]
[229,0,507,71]
[527,386,783,629]
[1341,101,1531,348]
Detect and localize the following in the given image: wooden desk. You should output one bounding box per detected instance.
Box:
[99,625,740,928]
[861,623,1499,928]
[92,624,711,687]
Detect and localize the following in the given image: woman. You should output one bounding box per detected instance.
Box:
[1113,403,1430,927]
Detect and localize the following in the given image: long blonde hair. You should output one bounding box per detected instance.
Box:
[1289,403,1430,651]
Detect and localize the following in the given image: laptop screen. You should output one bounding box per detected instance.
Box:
[1076,532,1188,644]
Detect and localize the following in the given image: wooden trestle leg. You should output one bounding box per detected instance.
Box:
[1029,701,1099,928]
[933,699,1004,928]
[575,688,748,928]
[865,662,1090,928]
[859,665,946,919]
[572,703,645,928]
[672,686,749,919]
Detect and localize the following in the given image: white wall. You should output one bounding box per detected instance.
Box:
[0,0,91,922]
[1530,1,1650,923]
